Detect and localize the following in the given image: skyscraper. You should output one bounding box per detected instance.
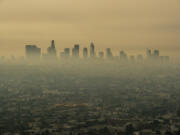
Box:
[90,42,96,58]
[60,48,70,59]
[72,44,80,58]
[64,48,70,58]
[47,40,57,57]
[25,45,41,59]
[120,50,127,60]
[106,48,113,59]
[83,48,88,58]
[146,49,152,59]
[154,50,160,57]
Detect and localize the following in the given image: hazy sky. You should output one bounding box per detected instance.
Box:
[0,0,179,57]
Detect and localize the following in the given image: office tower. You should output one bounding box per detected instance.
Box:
[137,54,143,61]
[106,48,113,59]
[51,40,55,48]
[154,50,160,57]
[74,44,80,57]
[47,40,57,57]
[64,48,70,58]
[146,49,152,59]
[98,51,104,59]
[25,45,41,59]
[90,42,96,57]
[72,44,80,58]
[83,48,88,58]
[120,50,127,60]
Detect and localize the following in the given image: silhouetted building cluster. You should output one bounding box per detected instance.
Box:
[24,40,170,62]
[146,49,169,61]
[25,45,41,59]
[60,48,70,59]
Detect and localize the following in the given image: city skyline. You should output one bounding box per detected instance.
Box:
[0,1,180,134]
[0,0,180,58]
[24,40,169,61]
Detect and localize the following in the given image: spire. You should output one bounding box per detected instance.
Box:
[51,40,55,48]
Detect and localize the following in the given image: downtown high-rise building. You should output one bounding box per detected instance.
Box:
[60,48,70,59]
[47,40,57,57]
[25,45,41,59]
[106,48,113,59]
[64,48,70,58]
[146,49,152,59]
[72,44,80,58]
[120,50,127,60]
[154,50,160,57]
[90,42,96,58]
[83,48,88,58]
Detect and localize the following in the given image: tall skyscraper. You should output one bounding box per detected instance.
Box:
[83,48,88,58]
[72,44,80,58]
[25,45,41,59]
[146,49,152,59]
[120,50,127,60]
[64,48,70,58]
[90,42,96,58]
[47,40,57,57]
[51,40,55,48]
[106,48,113,59]
[154,50,160,57]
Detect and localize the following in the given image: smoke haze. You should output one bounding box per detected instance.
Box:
[0,0,179,58]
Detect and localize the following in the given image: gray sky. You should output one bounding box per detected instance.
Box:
[0,0,179,57]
